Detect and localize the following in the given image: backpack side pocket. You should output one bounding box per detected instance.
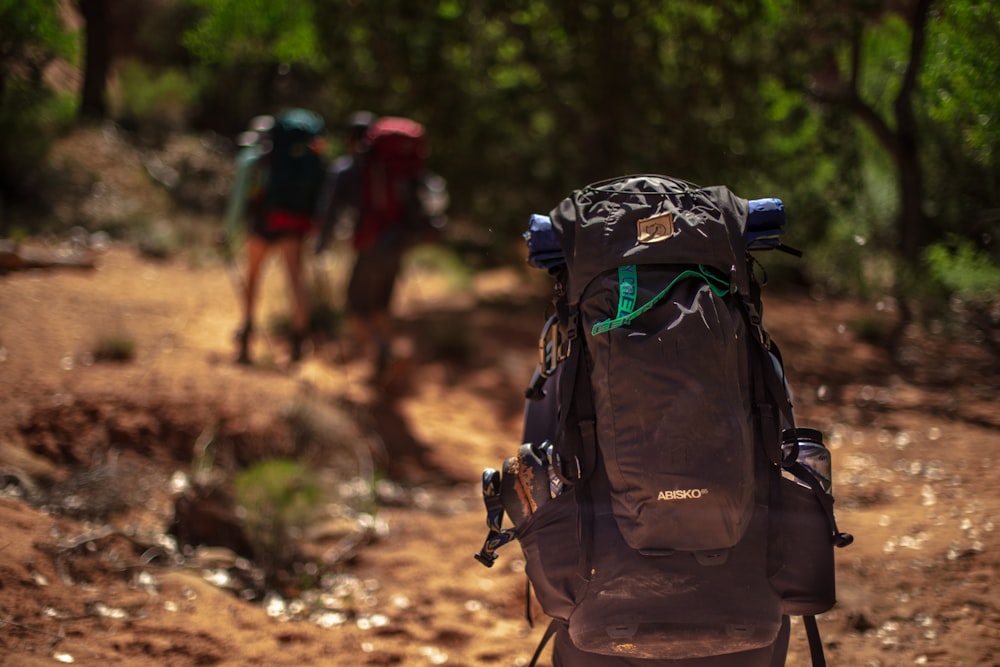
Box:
[516,490,583,622]
[770,477,837,615]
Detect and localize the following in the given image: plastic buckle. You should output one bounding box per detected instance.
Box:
[834,532,855,548]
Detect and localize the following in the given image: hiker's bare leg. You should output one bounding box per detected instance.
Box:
[239,235,270,361]
[277,235,309,335]
[370,310,393,350]
[346,313,373,355]
[277,235,309,360]
[244,235,270,323]
[355,309,392,380]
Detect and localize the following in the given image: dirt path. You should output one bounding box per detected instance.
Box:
[1,244,998,666]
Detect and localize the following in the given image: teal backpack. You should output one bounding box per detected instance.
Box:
[264,108,326,216]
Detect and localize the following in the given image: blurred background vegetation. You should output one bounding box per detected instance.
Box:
[1,0,997,342]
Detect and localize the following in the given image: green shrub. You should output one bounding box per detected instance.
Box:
[923,238,1000,299]
[113,60,198,137]
[0,83,76,232]
[234,459,323,576]
[405,244,473,291]
[923,238,1000,352]
[136,219,183,259]
[92,335,137,363]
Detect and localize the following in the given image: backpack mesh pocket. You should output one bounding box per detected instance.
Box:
[770,477,837,615]
[516,490,583,622]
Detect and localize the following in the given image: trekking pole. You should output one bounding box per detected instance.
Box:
[474,468,516,567]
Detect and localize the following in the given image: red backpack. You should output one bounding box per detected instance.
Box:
[355,117,430,251]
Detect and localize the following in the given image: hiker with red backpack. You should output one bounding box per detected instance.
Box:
[222,108,327,364]
[316,111,447,382]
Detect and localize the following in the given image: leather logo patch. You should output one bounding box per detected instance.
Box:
[637,212,675,243]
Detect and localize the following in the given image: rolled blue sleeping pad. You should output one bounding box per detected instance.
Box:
[525,214,564,269]
[746,198,786,250]
[747,198,785,232]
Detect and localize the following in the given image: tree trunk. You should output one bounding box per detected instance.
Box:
[78,0,110,119]
[893,0,933,266]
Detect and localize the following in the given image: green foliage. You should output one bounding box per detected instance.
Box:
[183,0,322,68]
[923,238,1000,299]
[234,458,323,572]
[173,0,997,287]
[1,0,996,312]
[922,237,1000,354]
[0,0,76,212]
[0,83,76,196]
[919,1,1000,255]
[114,60,198,135]
[404,244,473,291]
[924,1,1000,169]
[0,0,76,71]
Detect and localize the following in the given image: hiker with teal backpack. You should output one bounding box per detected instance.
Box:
[316,112,447,383]
[475,176,853,666]
[222,108,327,364]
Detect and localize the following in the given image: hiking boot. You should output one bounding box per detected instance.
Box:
[289,331,306,363]
[374,342,393,383]
[235,323,252,365]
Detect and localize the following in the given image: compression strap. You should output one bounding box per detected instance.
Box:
[591,264,731,335]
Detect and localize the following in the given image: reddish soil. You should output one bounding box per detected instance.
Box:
[1,130,998,667]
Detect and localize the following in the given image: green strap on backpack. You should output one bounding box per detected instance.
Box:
[591,264,731,335]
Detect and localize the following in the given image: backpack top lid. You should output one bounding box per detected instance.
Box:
[365,117,429,176]
[366,116,427,145]
[268,108,325,161]
[549,174,751,305]
[275,108,325,136]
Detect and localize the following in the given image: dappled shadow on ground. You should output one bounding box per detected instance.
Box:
[362,393,464,485]
[1,245,999,666]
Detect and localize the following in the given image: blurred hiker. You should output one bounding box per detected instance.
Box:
[222,108,327,364]
[316,112,447,382]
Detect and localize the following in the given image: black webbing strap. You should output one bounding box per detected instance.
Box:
[524,576,534,627]
[743,268,796,456]
[749,336,789,465]
[553,300,599,479]
[785,460,853,548]
[803,614,827,667]
[574,476,594,581]
[568,342,598,580]
[554,309,582,481]
[764,339,795,424]
[529,619,562,667]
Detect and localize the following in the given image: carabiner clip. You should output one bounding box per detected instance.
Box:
[538,314,569,378]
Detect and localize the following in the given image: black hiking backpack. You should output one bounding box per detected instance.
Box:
[475,175,853,667]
